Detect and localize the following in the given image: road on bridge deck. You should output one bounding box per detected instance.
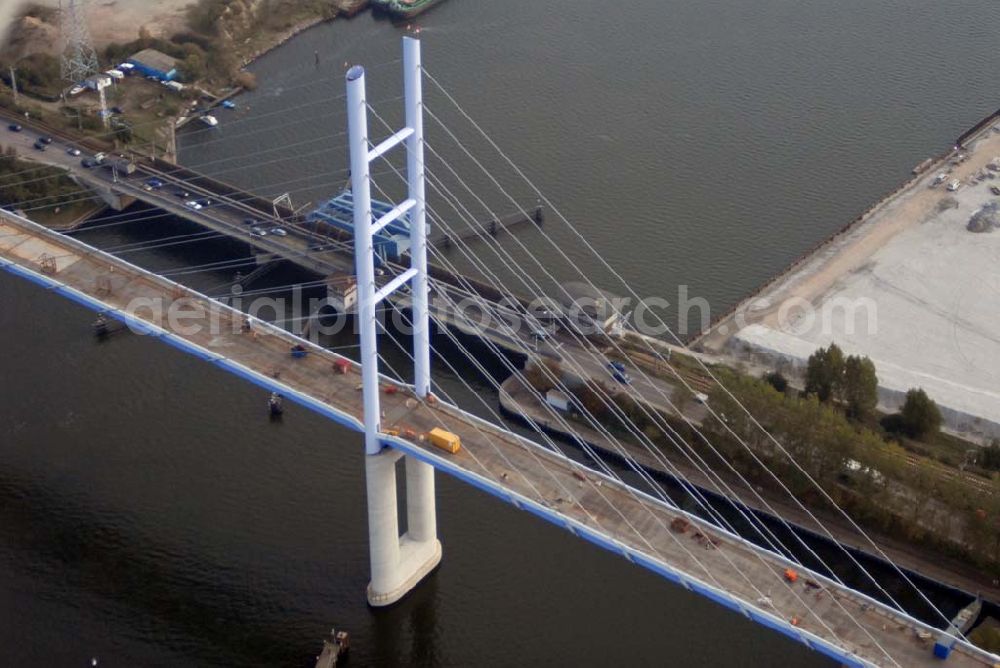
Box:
[0,209,994,668]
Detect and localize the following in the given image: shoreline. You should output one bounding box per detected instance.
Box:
[171,4,371,132]
[692,105,1000,354]
[237,16,330,71]
[497,374,1000,608]
[691,105,1000,442]
[237,2,372,71]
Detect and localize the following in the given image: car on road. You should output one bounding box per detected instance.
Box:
[947,180,962,192]
[66,147,81,157]
[33,140,46,151]
[243,218,258,226]
[38,136,53,145]
[81,157,97,168]
[174,189,192,199]
[184,200,203,210]
[607,360,631,384]
[7,123,22,132]
[269,227,288,237]
[250,226,269,237]
[991,185,1000,196]
[144,178,165,191]
[195,198,212,208]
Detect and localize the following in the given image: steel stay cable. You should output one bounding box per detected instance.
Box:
[418,83,940,628]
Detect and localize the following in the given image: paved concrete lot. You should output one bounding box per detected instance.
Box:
[725,126,1000,440]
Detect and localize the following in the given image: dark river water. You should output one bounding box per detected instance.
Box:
[2,0,1000,665]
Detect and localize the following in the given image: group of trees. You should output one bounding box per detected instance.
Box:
[977,442,1000,472]
[805,343,942,439]
[179,0,337,85]
[701,366,1000,575]
[0,146,79,211]
[520,343,996,575]
[804,343,878,419]
[0,53,62,99]
[103,26,226,86]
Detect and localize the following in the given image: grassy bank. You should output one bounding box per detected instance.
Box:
[524,353,1000,583]
[0,145,85,216]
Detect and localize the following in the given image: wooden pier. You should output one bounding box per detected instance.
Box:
[313,628,350,668]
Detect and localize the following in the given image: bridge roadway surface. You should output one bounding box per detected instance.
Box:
[2,211,996,668]
[2,114,678,406]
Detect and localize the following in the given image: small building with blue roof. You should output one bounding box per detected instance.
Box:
[308,190,425,262]
[127,49,179,82]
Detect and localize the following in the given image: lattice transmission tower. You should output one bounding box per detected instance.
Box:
[59,0,100,83]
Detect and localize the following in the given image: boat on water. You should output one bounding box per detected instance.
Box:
[268,392,284,417]
[201,114,219,128]
[371,0,446,18]
[92,313,125,337]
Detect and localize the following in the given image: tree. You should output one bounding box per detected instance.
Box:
[805,343,844,402]
[137,25,154,48]
[522,359,561,393]
[843,355,878,419]
[111,120,133,145]
[234,70,258,90]
[978,442,1000,472]
[573,381,610,422]
[899,388,942,439]
[178,53,207,83]
[764,371,788,394]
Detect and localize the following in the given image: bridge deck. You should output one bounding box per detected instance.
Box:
[0,209,994,668]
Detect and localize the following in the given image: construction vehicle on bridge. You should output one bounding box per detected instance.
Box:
[428,428,461,454]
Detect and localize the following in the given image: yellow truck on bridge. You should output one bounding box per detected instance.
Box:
[428,428,461,454]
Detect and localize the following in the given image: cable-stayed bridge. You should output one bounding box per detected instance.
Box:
[0,38,996,667]
[0,107,583,361]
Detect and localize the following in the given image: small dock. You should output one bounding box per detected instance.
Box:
[314,628,350,668]
[431,206,543,249]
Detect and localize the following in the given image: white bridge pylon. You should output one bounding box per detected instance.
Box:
[346,37,440,607]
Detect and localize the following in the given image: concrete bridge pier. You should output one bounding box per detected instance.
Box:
[365,449,441,607]
[86,181,134,211]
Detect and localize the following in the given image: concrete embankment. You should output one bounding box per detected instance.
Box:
[693,106,1000,355]
[497,374,1000,610]
[691,106,1000,442]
